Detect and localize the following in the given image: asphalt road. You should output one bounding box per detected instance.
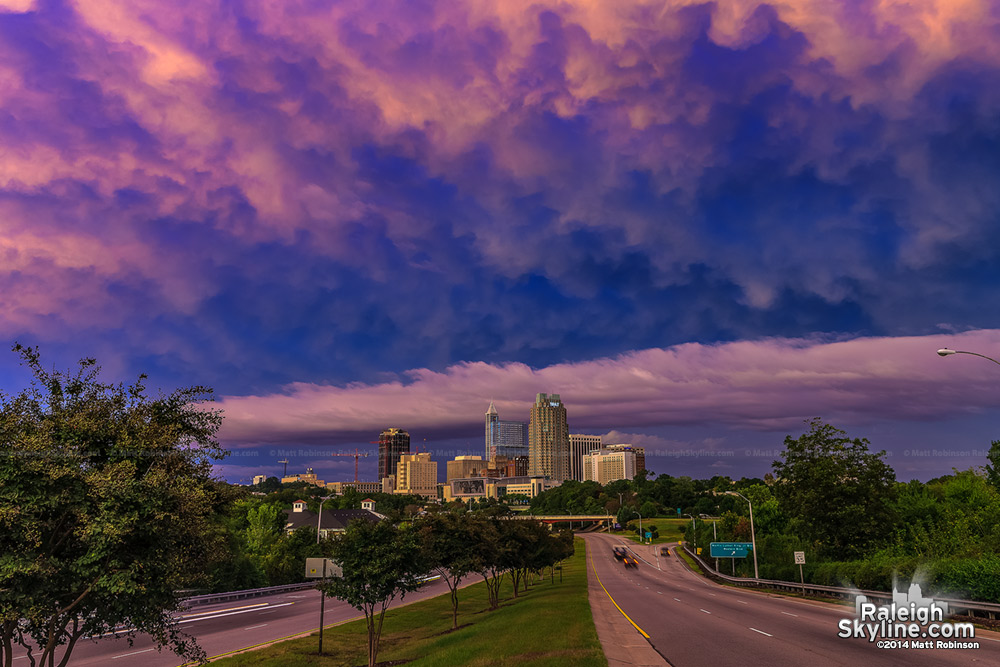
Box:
[11,577,451,666]
[583,533,1000,666]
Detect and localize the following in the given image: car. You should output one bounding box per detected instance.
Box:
[613,546,627,561]
[624,556,638,568]
[660,546,670,556]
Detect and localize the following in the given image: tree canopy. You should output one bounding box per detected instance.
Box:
[771,418,896,558]
[0,345,227,667]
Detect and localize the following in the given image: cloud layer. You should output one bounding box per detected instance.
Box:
[217,329,1000,446]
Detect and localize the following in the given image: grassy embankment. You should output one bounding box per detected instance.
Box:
[208,537,605,667]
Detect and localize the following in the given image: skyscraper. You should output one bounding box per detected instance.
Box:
[485,401,528,463]
[528,392,569,481]
[569,434,602,481]
[485,401,498,460]
[378,428,410,481]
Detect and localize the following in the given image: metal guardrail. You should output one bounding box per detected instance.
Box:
[179,574,442,608]
[681,545,1000,621]
[179,582,317,607]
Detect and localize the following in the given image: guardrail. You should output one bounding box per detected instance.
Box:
[681,545,1000,621]
[179,582,317,607]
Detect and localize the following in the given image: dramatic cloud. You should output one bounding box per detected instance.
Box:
[3,1,1000,479]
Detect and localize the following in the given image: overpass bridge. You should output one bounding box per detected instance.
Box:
[512,514,613,527]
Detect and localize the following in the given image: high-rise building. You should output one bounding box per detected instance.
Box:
[528,392,569,481]
[485,401,528,463]
[606,443,646,476]
[569,434,602,481]
[583,448,637,485]
[378,428,410,481]
[395,452,438,499]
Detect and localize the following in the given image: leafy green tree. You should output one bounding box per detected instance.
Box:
[0,345,226,667]
[319,519,424,667]
[415,512,479,629]
[985,440,1000,491]
[468,516,508,610]
[772,419,896,558]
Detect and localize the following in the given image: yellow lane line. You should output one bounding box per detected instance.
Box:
[589,542,651,639]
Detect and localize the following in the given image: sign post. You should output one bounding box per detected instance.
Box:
[305,558,341,655]
[794,551,806,595]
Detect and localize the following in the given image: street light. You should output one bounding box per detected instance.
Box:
[317,496,332,544]
[723,492,758,580]
[937,348,1000,367]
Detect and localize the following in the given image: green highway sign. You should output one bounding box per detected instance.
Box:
[710,542,753,558]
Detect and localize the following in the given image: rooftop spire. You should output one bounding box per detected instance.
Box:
[486,399,498,416]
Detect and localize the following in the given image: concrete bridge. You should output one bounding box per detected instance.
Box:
[513,514,613,527]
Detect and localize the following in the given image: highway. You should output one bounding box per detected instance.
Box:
[583,533,1000,666]
[11,577,451,666]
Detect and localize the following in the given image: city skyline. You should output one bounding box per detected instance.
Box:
[3,1,1000,483]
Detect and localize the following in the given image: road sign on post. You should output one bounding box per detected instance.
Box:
[794,551,806,594]
[709,542,753,558]
[305,558,341,655]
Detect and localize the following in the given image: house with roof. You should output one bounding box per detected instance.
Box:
[283,499,385,539]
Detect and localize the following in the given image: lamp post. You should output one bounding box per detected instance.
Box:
[723,492,758,580]
[937,348,1000,367]
[636,510,644,543]
[316,496,331,544]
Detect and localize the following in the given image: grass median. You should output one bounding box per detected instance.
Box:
[209,537,605,667]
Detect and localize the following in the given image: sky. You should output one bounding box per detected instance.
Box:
[2,0,1000,484]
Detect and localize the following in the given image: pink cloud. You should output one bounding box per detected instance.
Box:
[216,329,1000,446]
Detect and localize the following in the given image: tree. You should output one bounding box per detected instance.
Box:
[771,419,896,558]
[319,519,424,667]
[985,440,1000,491]
[0,345,226,667]
[469,516,507,610]
[415,512,478,629]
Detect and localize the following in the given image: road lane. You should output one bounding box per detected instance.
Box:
[584,533,998,666]
[16,577,451,666]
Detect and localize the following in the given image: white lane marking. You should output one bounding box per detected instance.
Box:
[178,602,294,624]
[112,648,154,660]
[244,624,268,630]
[700,609,711,614]
[782,612,799,617]
[738,600,748,605]
[673,597,682,602]
[657,591,663,595]
[259,609,281,615]
[709,593,716,596]
[750,628,773,637]
[180,603,269,619]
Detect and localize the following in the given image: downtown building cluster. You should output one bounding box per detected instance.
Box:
[262,392,645,503]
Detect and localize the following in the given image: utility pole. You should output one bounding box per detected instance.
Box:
[278,458,289,477]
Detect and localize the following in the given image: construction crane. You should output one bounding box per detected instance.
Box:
[278,458,289,477]
[331,449,370,483]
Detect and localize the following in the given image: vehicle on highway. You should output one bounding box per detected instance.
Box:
[613,546,627,561]
[623,555,638,568]
[660,546,670,556]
